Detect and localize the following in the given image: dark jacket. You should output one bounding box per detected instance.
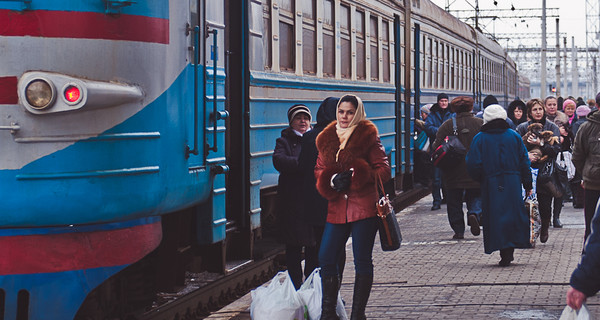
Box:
[273,127,315,246]
[466,119,533,254]
[432,112,483,189]
[424,103,454,141]
[315,120,391,224]
[570,203,600,296]
[572,110,600,191]
[298,97,338,226]
[572,117,587,137]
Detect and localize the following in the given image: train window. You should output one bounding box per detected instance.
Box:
[439,43,445,89]
[445,44,450,89]
[433,40,438,88]
[370,15,379,81]
[340,4,351,79]
[427,38,432,88]
[279,21,295,71]
[279,0,293,11]
[422,35,427,88]
[323,0,334,77]
[263,2,272,70]
[382,19,390,82]
[450,47,454,90]
[355,10,366,80]
[302,0,316,74]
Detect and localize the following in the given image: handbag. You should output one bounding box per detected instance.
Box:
[537,159,564,198]
[431,117,467,170]
[415,130,430,152]
[525,196,540,247]
[556,151,576,181]
[375,175,402,251]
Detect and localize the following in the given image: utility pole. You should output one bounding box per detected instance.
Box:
[541,0,547,98]
[555,18,561,97]
[564,37,568,94]
[573,37,579,97]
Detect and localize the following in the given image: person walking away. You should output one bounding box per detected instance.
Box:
[570,105,591,209]
[516,99,561,243]
[297,97,346,283]
[508,99,528,126]
[566,200,600,310]
[572,107,600,245]
[466,105,533,266]
[272,104,315,289]
[315,94,391,320]
[414,104,433,186]
[425,93,453,210]
[431,96,483,239]
[476,94,516,129]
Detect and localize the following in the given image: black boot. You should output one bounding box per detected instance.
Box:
[499,247,514,267]
[540,220,550,243]
[350,274,373,320]
[321,275,340,320]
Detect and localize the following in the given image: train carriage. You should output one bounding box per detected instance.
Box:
[0,0,527,319]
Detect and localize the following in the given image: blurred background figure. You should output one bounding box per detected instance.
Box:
[508,99,528,126]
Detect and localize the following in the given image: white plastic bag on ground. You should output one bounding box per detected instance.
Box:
[559,304,594,320]
[250,271,307,320]
[296,268,348,320]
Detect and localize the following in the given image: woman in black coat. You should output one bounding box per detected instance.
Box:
[273,104,314,289]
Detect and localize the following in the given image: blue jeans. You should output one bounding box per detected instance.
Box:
[319,217,379,277]
[446,188,482,234]
[432,167,443,205]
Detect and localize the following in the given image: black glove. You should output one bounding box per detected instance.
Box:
[332,170,353,192]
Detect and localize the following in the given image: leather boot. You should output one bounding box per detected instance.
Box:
[540,220,550,243]
[321,275,340,320]
[350,274,373,320]
[553,211,563,228]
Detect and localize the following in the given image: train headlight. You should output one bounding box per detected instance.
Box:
[25,79,55,110]
[63,84,82,104]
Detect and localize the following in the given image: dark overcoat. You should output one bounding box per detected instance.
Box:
[273,127,315,246]
[466,120,533,254]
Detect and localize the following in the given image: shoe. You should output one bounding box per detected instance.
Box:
[540,221,549,243]
[499,248,514,267]
[553,218,563,228]
[468,214,481,236]
[431,204,441,211]
[452,233,464,239]
[499,258,512,267]
[350,274,373,320]
[321,275,341,320]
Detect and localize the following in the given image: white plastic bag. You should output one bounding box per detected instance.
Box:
[556,151,576,181]
[559,304,593,320]
[250,271,307,320]
[296,268,348,320]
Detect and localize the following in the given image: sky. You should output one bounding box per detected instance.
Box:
[429,0,591,48]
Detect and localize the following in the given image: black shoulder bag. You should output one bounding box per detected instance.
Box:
[431,117,467,171]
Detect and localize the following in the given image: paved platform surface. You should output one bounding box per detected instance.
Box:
[207,194,599,319]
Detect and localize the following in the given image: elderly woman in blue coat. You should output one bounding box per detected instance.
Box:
[466,105,534,266]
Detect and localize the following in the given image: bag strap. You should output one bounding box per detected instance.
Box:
[375,174,385,198]
[452,116,458,136]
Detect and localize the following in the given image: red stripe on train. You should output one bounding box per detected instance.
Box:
[0,76,18,105]
[0,221,162,275]
[0,9,169,44]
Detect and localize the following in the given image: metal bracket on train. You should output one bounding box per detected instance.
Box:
[210,164,229,175]
[104,0,135,14]
[0,122,20,134]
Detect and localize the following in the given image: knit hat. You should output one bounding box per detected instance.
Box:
[287,104,311,124]
[482,95,498,109]
[420,104,432,115]
[483,104,507,124]
[437,93,449,102]
[450,96,474,113]
[576,105,591,117]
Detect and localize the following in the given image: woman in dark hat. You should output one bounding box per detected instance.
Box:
[272,104,314,290]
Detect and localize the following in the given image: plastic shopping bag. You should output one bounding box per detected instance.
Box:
[297,268,348,320]
[559,304,593,320]
[250,271,307,320]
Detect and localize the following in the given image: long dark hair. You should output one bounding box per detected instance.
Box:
[507,99,527,125]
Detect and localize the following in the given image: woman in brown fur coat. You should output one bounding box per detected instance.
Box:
[315,94,390,320]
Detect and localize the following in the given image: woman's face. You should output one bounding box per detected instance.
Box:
[290,113,310,134]
[531,103,545,121]
[338,102,356,129]
[513,107,523,120]
[564,103,576,117]
[545,98,558,116]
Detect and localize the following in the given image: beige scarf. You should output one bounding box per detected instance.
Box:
[335,94,367,161]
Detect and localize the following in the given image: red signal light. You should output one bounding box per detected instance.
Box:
[64,85,81,103]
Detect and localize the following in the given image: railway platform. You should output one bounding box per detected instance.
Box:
[206,194,599,319]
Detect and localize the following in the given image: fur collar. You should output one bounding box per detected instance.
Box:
[316,120,379,165]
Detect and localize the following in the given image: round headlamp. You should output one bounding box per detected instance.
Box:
[25,79,55,110]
